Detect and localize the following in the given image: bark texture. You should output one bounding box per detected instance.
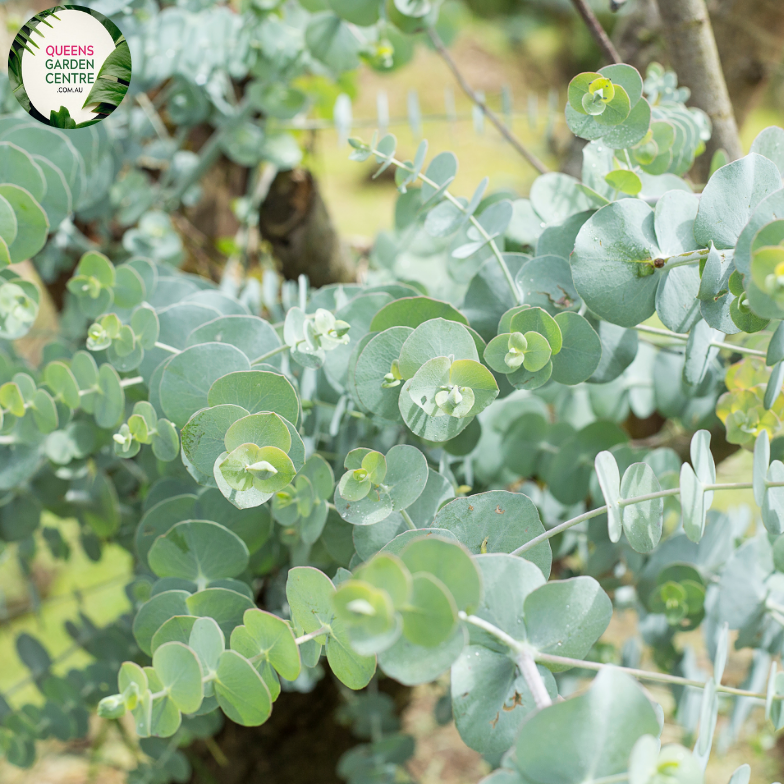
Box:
[259,169,355,288]
[710,0,784,127]
[657,0,743,176]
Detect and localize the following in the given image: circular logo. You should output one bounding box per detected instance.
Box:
[7,5,131,129]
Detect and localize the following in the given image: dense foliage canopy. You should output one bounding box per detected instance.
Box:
[0,1,783,784]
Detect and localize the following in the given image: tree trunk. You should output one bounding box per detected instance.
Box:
[259,169,356,288]
[709,0,784,127]
[612,0,662,73]
[657,0,743,179]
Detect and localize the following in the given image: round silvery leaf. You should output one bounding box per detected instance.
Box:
[432,491,552,577]
[208,370,298,424]
[399,377,473,442]
[600,96,651,149]
[354,326,412,420]
[159,343,250,428]
[514,669,659,783]
[334,481,394,527]
[680,462,706,542]
[181,404,248,480]
[370,297,468,332]
[384,444,428,511]
[751,126,784,177]
[152,642,204,715]
[655,266,701,333]
[595,451,622,543]
[224,412,292,453]
[571,200,663,327]
[188,315,283,366]
[588,319,638,384]
[694,153,781,250]
[398,318,478,379]
[214,649,272,727]
[148,520,249,582]
[452,645,555,766]
[620,462,663,553]
[515,256,581,316]
[549,312,601,385]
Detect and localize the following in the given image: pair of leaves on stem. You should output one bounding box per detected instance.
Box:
[0,353,126,437]
[215,412,299,507]
[113,400,178,462]
[392,318,498,442]
[333,537,481,656]
[752,429,784,535]
[66,251,148,318]
[272,454,335,547]
[102,611,290,736]
[284,306,350,369]
[572,152,781,331]
[594,451,663,554]
[86,304,160,373]
[0,270,39,340]
[453,553,612,762]
[333,444,428,526]
[566,64,650,151]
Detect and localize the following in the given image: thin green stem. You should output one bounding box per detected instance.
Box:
[252,344,290,364]
[366,146,521,306]
[634,324,767,358]
[459,612,523,652]
[304,399,367,419]
[154,341,180,355]
[511,506,608,555]
[534,652,773,700]
[512,480,784,556]
[120,376,144,388]
[400,509,416,531]
[295,626,330,646]
[425,27,548,175]
[460,612,781,702]
[592,775,628,784]
[459,613,552,707]
[665,257,702,270]
[617,488,680,506]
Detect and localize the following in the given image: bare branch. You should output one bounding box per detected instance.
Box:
[426,27,549,175]
[569,0,621,64]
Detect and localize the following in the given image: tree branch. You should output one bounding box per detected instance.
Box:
[657,0,743,173]
[426,27,549,175]
[569,0,621,64]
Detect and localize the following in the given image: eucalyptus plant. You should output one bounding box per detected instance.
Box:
[1,1,784,783]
